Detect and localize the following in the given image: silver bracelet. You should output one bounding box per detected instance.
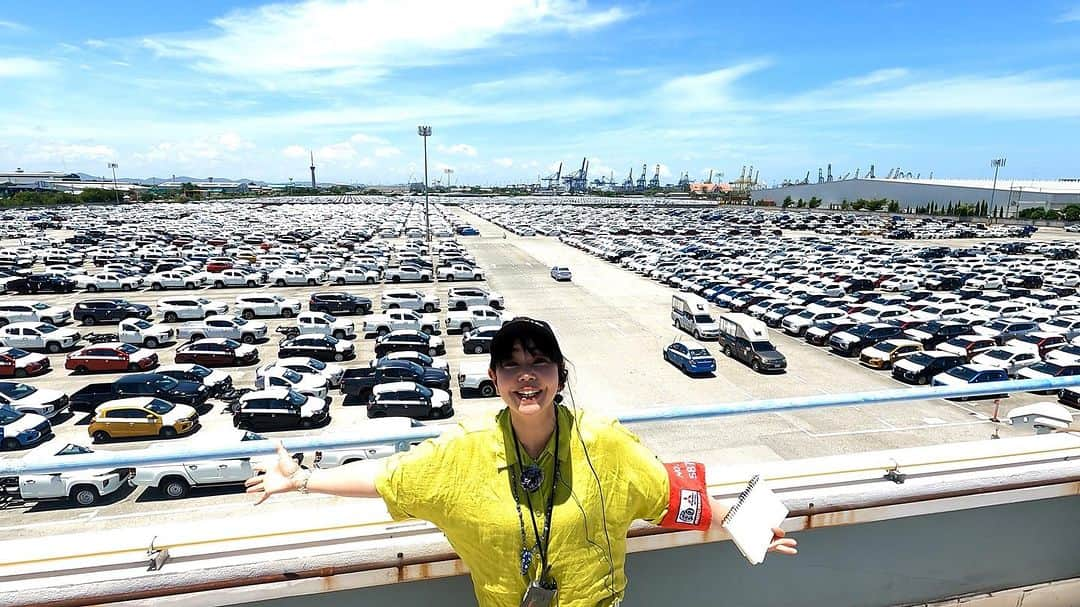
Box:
[290,468,312,494]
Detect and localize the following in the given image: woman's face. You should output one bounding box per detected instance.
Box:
[488,340,561,418]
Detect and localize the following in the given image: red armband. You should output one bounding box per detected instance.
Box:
[658,462,712,531]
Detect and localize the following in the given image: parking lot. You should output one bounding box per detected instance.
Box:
[0,197,1076,539]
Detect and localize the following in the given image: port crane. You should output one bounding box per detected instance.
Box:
[648,164,661,189]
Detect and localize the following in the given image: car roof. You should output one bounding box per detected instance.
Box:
[373,381,422,394]
[241,387,292,401]
[97,397,157,409]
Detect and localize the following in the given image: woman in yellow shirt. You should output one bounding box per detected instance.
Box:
[246,317,796,606]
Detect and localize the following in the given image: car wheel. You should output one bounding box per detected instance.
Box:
[128,363,140,371]
[281,308,294,318]
[191,333,205,342]
[1,438,20,450]
[300,418,313,429]
[46,342,62,354]
[13,369,26,378]
[214,281,224,288]
[247,280,257,287]
[917,375,929,385]
[92,430,111,443]
[472,345,483,354]
[480,382,496,398]
[333,330,345,339]
[424,304,435,313]
[83,316,97,326]
[242,309,255,320]
[392,276,401,283]
[276,279,286,287]
[751,359,761,372]
[455,302,467,311]
[144,337,159,348]
[445,275,454,282]
[165,312,178,323]
[186,283,195,290]
[160,427,177,438]
[333,352,345,362]
[722,344,731,356]
[71,485,99,507]
[474,275,482,281]
[377,327,389,337]
[308,279,316,286]
[88,284,98,292]
[161,477,190,499]
[367,277,376,284]
[241,334,255,344]
[694,329,701,339]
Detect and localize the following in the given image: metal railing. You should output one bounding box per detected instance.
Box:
[2,376,1078,475]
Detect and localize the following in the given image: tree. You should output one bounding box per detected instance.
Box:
[808,196,822,208]
[840,199,851,210]
[887,200,901,213]
[782,195,793,208]
[851,199,866,211]
[796,198,805,208]
[864,198,885,212]
[78,188,118,204]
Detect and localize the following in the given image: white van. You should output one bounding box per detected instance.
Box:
[671,294,719,340]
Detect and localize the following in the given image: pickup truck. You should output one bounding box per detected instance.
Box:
[176,315,268,344]
[206,269,263,288]
[436,263,483,281]
[0,322,82,353]
[457,360,497,398]
[340,359,451,398]
[296,311,355,339]
[69,372,211,413]
[445,305,504,334]
[11,443,132,506]
[361,310,441,337]
[130,430,282,499]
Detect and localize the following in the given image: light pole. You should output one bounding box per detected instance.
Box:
[108,162,120,204]
[989,157,1005,218]
[418,125,431,242]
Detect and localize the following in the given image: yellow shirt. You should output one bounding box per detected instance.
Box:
[376,404,670,607]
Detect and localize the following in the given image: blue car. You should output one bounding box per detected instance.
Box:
[457,226,479,236]
[663,340,717,376]
[931,364,1009,401]
[0,406,52,450]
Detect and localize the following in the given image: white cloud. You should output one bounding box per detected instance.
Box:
[318,142,360,161]
[85,39,108,48]
[349,132,389,145]
[0,57,52,78]
[24,142,116,162]
[218,132,255,151]
[0,20,27,31]
[282,145,307,158]
[658,60,771,112]
[141,0,629,87]
[493,157,514,167]
[133,133,255,164]
[374,146,402,157]
[439,143,478,156]
[1056,6,1080,22]
[836,67,910,87]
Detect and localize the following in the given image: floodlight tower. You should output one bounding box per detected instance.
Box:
[417,126,432,242]
[989,157,1006,218]
[309,151,317,189]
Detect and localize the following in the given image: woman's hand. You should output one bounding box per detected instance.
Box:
[245,441,301,506]
[766,527,798,555]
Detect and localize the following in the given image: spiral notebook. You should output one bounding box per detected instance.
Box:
[721,475,788,565]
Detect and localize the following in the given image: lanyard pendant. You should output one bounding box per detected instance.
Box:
[519,547,533,576]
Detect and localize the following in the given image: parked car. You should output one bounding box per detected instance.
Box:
[373,350,450,373]
[0,407,52,450]
[206,269,263,288]
[937,335,997,361]
[0,381,68,418]
[717,313,787,372]
[830,323,903,357]
[381,289,440,312]
[384,265,432,283]
[175,338,259,367]
[367,381,453,420]
[88,397,199,442]
[72,299,151,325]
[550,266,572,281]
[65,343,158,374]
[232,388,330,430]
[904,320,976,350]
[663,339,717,376]
[447,286,504,310]
[0,301,72,326]
[972,317,1040,345]
[145,270,204,290]
[117,318,174,348]
[462,326,500,355]
[0,347,50,378]
[970,347,1041,376]
[341,359,451,398]
[177,315,268,344]
[445,305,504,334]
[254,366,329,399]
[69,372,211,413]
[375,330,447,357]
[437,263,483,281]
[131,430,273,498]
[931,364,1010,400]
[296,311,355,339]
[155,363,233,397]
[278,334,355,362]
[14,443,128,505]
[859,339,922,370]
[76,272,142,292]
[308,292,372,315]
[327,266,381,285]
[1003,332,1068,358]
[269,267,326,287]
[1015,361,1080,394]
[6,274,77,294]
[0,322,81,353]
[260,357,344,389]
[804,317,857,346]
[234,294,302,319]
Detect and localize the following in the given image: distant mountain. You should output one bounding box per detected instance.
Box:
[76,173,266,185]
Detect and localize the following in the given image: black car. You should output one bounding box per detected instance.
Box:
[462,326,501,355]
[805,318,857,346]
[308,292,372,315]
[233,388,329,430]
[367,382,453,420]
[903,320,975,349]
[278,335,355,362]
[72,299,152,325]
[156,364,232,397]
[890,351,967,385]
[7,274,77,294]
[374,330,446,358]
[829,323,904,356]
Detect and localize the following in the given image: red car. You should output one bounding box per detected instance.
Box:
[65,343,158,374]
[174,338,259,367]
[0,347,50,378]
[205,261,234,273]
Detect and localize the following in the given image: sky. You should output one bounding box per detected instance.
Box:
[1,0,1079,185]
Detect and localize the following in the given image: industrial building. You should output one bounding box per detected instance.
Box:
[751,177,1080,216]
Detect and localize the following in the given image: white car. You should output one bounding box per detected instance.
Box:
[447,286,504,310]
[456,360,497,397]
[849,305,908,325]
[118,318,174,348]
[145,271,204,290]
[75,272,142,292]
[362,310,441,337]
[384,266,432,283]
[901,304,969,324]
[130,430,267,499]
[269,267,326,287]
[176,316,268,344]
[328,266,381,285]
[0,322,81,353]
[17,443,130,506]
[254,366,329,399]
[157,298,213,322]
[781,308,844,336]
[437,264,483,281]
[445,305,504,334]
[381,289,441,312]
[261,357,345,388]
[550,266,572,281]
[372,350,450,372]
[0,301,72,326]
[206,269,264,288]
[0,381,69,419]
[970,347,1041,376]
[235,294,302,319]
[0,346,50,377]
[296,311,355,339]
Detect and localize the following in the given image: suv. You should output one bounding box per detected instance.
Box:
[88,397,199,442]
[891,351,967,384]
[375,330,446,357]
[381,290,441,313]
[462,326,500,355]
[447,287,504,310]
[972,317,1040,345]
[829,323,903,357]
[6,274,76,294]
[367,381,453,420]
[72,299,152,326]
[235,295,302,319]
[903,320,976,350]
[233,388,329,430]
[308,292,372,315]
[0,301,71,327]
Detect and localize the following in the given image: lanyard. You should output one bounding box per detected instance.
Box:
[510,416,560,581]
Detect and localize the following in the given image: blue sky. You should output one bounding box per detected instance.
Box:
[2,0,1079,185]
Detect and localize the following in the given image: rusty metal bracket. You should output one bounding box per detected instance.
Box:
[147,535,170,571]
[883,459,906,484]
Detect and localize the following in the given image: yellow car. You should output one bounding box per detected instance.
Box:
[859,339,923,370]
[88,397,199,442]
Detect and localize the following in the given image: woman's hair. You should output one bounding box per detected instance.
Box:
[488,317,565,373]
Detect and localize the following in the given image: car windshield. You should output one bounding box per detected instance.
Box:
[118,344,139,354]
[984,350,1014,360]
[32,303,49,310]
[145,400,175,414]
[56,443,92,455]
[325,335,339,345]
[417,385,433,398]
[272,295,285,302]
[233,318,248,326]
[0,407,24,423]
[797,310,815,319]
[224,339,241,348]
[189,365,211,378]
[985,320,1010,331]
[688,349,711,357]
[0,383,36,399]
[154,376,179,390]
[196,298,211,304]
[287,390,306,405]
[325,314,338,322]
[1029,362,1062,374]
[281,369,302,382]
[38,324,57,334]
[5,348,29,359]
[948,366,979,380]
[132,320,152,329]
[693,314,713,323]
[751,341,776,352]
[304,358,326,370]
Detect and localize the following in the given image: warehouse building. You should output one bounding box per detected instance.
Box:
[751,177,1080,216]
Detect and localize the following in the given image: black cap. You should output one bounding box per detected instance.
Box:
[489,317,564,371]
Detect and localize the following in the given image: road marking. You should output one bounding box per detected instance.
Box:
[805,418,992,438]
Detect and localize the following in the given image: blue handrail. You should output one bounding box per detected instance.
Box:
[2,376,1077,475]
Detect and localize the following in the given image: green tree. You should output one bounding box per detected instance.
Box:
[782,195,793,208]
[78,188,119,204]
[840,199,851,210]
[887,200,901,213]
[796,198,805,208]
[852,199,866,211]
[808,196,822,208]
[864,198,885,212]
